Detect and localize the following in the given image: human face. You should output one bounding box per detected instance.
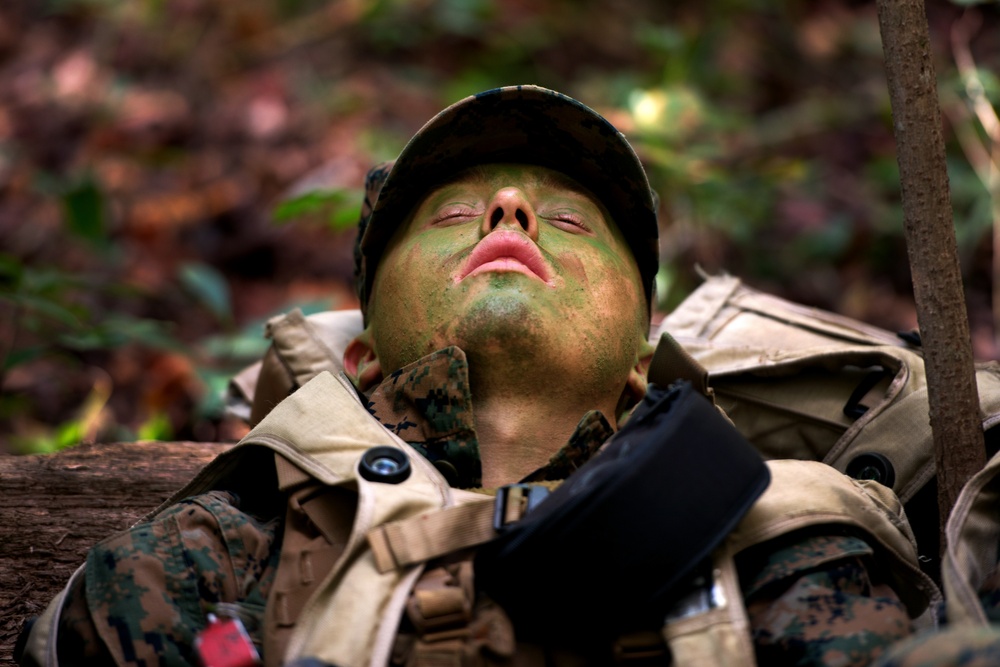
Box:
[367,164,648,391]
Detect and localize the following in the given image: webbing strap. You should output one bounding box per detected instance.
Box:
[368,496,496,573]
[661,545,757,667]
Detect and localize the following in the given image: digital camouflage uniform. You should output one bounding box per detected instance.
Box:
[43,347,916,667]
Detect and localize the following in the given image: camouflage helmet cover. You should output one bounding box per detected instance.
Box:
[354,85,659,322]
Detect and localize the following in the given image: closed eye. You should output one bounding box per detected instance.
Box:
[542,211,593,234]
[432,205,482,226]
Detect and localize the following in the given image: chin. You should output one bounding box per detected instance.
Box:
[451,291,547,354]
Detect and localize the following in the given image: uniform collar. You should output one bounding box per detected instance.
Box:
[364,346,614,489]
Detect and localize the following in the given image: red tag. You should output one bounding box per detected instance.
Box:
[194,614,262,667]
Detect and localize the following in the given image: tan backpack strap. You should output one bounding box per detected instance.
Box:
[267,309,347,386]
[368,484,550,572]
[248,309,364,426]
[226,360,262,422]
[368,497,494,572]
[21,564,86,667]
[661,544,756,667]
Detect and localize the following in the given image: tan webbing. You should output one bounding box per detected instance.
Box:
[366,485,557,573]
[368,495,495,573]
[264,482,350,667]
[661,545,756,667]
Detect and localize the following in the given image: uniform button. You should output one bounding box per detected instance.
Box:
[845,452,896,488]
[359,446,411,484]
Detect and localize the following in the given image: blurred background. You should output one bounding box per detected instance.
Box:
[1,0,998,453]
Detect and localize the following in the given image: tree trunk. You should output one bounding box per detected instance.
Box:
[0,441,232,667]
[876,0,986,545]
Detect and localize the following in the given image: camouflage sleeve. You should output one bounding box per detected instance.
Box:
[55,490,280,666]
[52,568,118,666]
[739,532,913,667]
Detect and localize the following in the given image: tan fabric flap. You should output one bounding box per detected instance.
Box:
[943,449,1000,626]
[659,273,908,349]
[654,273,742,340]
[267,308,363,388]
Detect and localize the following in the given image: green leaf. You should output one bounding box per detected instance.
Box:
[179,262,232,324]
[56,315,181,352]
[137,412,174,441]
[2,346,46,371]
[199,328,271,361]
[14,293,85,329]
[0,254,24,290]
[61,176,107,244]
[103,315,183,351]
[273,189,362,231]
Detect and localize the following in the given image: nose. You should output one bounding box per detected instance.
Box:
[482,188,538,241]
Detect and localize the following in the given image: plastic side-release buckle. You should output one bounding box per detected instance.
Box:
[194,614,262,667]
[492,484,549,532]
[663,565,722,624]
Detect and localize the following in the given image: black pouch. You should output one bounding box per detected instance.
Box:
[474,381,770,642]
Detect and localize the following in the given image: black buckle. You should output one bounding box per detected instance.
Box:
[493,484,550,532]
[843,367,891,420]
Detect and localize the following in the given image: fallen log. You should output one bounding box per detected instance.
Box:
[0,441,232,667]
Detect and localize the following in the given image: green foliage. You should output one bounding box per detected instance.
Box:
[9,378,112,454]
[273,189,363,231]
[137,412,174,442]
[61,176,107,246]
[0,254,182,367]
[10,0,1000,454]
[179,262,233,328]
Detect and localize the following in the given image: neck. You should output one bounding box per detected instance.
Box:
[468,364,620,488]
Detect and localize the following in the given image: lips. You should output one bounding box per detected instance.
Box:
[456,231,554,284]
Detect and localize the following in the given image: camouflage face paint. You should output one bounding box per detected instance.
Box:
[367,164,647,403]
